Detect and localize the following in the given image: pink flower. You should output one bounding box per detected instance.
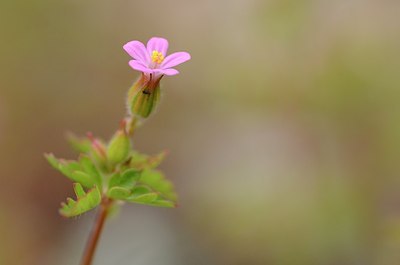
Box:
[123,37,191,78]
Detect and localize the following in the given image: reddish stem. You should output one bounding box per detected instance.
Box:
[80,198,111,265]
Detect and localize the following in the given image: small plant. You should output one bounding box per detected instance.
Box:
[45,37,190,265]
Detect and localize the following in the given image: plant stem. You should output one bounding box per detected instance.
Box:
[80,198,111,265]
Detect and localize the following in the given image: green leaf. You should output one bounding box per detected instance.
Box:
[131,186,151,196]
[45,153,100,188]
[122,169,178,207]
[107,186,131,200]
[73,183,86,198]
[126,189,176,207]
[108,169,140,189]
[59,184,101,217]
[139,169,177,201]
[70,171,96,189]
[149,200,176,208]
[127,187,175,207]
[105,168,178,208]
[130,150,167,170]
[66,133,92,154]
[46,153,61,169]
[108,172,121,189]
[79,154,102,187]
[127,192,158,204]
[120,169,141,188]
[106,169,143,200]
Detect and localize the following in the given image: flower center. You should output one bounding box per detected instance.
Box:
[151,50,164,64]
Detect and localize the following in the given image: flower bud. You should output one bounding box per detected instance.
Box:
[127,73,161,118]
[87,132,107,166]
[107,120,131,166]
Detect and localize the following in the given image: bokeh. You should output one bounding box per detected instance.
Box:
[1,0,400,264]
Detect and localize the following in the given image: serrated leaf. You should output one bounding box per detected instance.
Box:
[120,169,141,188]
[66,197,76,207]
[108,169,140,190]
[139,169,177,201]
[106,168,178,208]
[107,186,131,200]
[70,171,96,189]
[46,153,61,169]
[79,154,102,187]
[73,183,86,198]
[108,172,121,189]
[130,150,167,170]
[59,184,101,217]
[45,153,101,189]
[66,133,92,154]
[127,192,158,204]
[131,186,151,196]
[125,170,177,207]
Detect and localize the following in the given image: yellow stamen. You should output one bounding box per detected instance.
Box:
[151,50,164,64]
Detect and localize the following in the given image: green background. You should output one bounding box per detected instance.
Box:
[1,0,400,264]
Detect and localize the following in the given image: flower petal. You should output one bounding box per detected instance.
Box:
[123,41,150,64]
[161,52,191,69]
[147,37,169,56]
[154,68,179,76]
[128,60,153,73]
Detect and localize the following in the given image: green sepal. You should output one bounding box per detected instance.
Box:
[131,85,160,118]
[128,76,161,118]
[59,183,101,217]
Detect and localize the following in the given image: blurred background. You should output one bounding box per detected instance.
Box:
[1,0,400,264]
